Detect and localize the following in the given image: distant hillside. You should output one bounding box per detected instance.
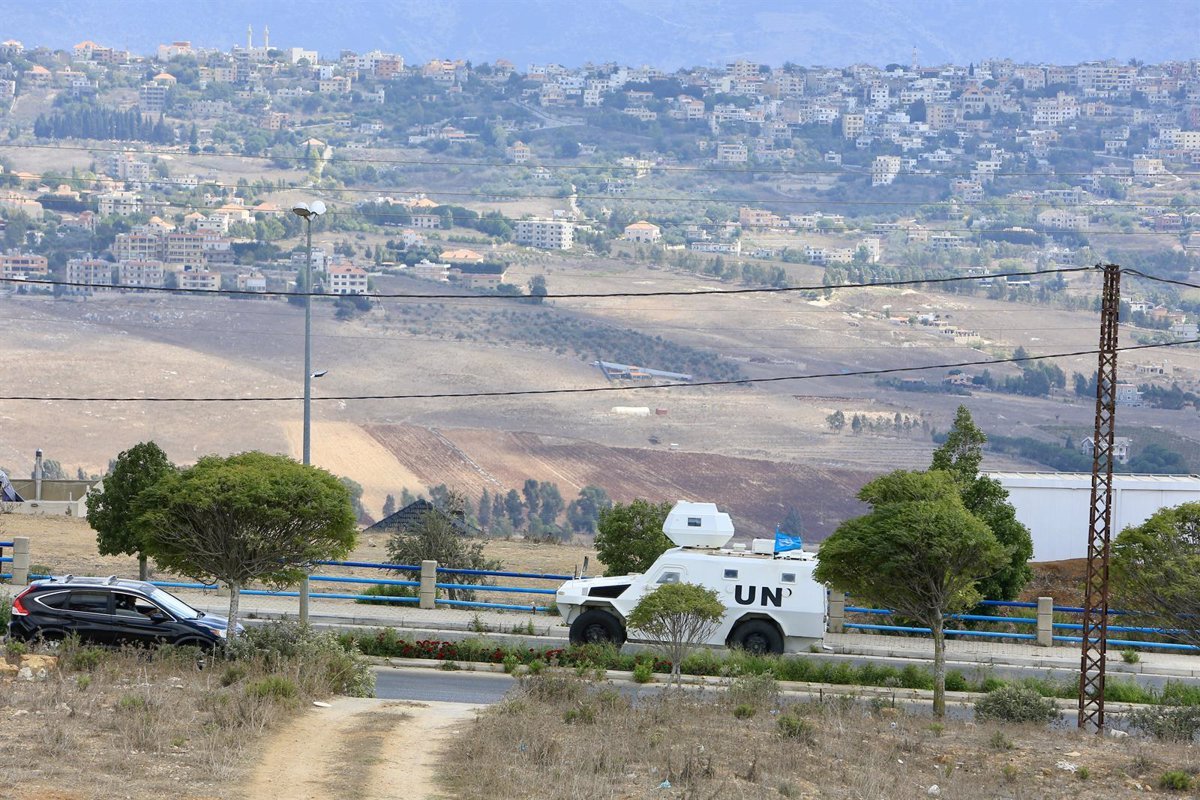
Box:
[364,424,874,539]
[4,0,1196,68]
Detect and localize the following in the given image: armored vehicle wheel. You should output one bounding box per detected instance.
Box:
[569,609,626,646]
[729,620,784,655]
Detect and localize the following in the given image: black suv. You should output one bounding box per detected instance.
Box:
[8,576,240,648]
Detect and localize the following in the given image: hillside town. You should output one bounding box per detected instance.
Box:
[0,33,1196,306]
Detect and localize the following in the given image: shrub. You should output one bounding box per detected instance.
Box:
[944,671,968,693]
[245,676,298,701]
[117,694,148,711]
[1159,771,1193,791]
[0,593,10,629]
[355,583,418,605]
[728,671,779,709]
[563,703,596,725]
[733,704,757,719]
[632,662,654,684]
[520,673,586,705]
[974,685,1058,724]
[67,647,105,672]
[1121,648,1141,664]
[231,621,374,697]
[777,714,816,744]
[220,665,247,687]
[988,730,1013,751]
[1126,705,1200,742]
[502,654,520,674]
[5,638,28,658]
[1104,680,1155,705]
[527,659,545,676]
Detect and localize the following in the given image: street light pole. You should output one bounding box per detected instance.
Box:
[303,214,313,467]
[291,200,325,625]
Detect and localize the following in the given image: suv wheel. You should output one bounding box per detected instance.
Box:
[569,609,626,646]
[729,619,784,655]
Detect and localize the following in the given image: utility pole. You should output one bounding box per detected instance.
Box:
[1078,263,1120,732]
[290,201,326,626]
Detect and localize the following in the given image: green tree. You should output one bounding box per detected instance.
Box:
[382,493,396,519]
[594,499,673,576]
[566,485,612,534]
[522,479,541,519]
[504,489,525,528]
[386,490,501,600]
[930,405,1033,600]
[340,476,366,521]
[86,442,175,580]
[528,274,547,304]
[136,452,357,640]
[814,470,1007,717]
[1112,502,1200,648]
[626,582,724,685]
[826,410,845,432]
[538,482,564,525]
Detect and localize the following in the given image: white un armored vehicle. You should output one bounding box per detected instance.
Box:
[556,501,825,654]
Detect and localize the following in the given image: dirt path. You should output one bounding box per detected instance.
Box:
[244,697,479,800]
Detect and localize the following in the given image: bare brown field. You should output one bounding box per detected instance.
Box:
[4,252,1199,547]
[448,673,1192,800]
[365,423,875,537]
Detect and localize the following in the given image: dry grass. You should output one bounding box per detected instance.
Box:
[444,672,1199,799]
[0,631,366,800]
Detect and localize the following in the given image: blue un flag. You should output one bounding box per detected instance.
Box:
[774,528,803,553]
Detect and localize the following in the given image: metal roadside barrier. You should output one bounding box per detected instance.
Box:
[829,591,1200,653]
[136,558,570,614]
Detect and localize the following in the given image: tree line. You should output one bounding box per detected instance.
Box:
[34,107,175,143]
[383,480,614,541]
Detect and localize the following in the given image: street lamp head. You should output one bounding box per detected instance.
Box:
[291,200,326,219]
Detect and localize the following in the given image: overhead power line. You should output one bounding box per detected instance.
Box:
[0,265,1096,300]
[1123,270,1200,291]
[1,338,1195,404]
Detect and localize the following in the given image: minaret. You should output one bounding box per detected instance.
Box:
[263,25,270,50]
[910,45,918,72]
[247,24,252,50]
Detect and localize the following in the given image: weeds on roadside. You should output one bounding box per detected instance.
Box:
[1159,770,1192,791]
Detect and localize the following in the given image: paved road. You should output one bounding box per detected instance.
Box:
[370,667,989,721]
[374,667,516,704]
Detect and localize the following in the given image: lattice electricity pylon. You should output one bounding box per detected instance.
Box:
[1078,262,1121,733]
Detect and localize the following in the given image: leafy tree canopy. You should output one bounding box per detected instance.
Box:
[86,441,175,580]
[930,405,1033,600]
[815,469,1007,716]
[136,451,356,639]
[1112,502,1200,648]
[595,499,673,576]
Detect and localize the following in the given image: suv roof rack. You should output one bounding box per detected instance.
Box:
[62,574,74,583]
[105,575,119,585]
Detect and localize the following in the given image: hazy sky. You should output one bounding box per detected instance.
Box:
[3,0,1197,68]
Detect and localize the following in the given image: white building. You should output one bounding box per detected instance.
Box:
[514,219,574,250]
[871,155,902,187]
[327,265,369,295]
[97,191,142,217]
